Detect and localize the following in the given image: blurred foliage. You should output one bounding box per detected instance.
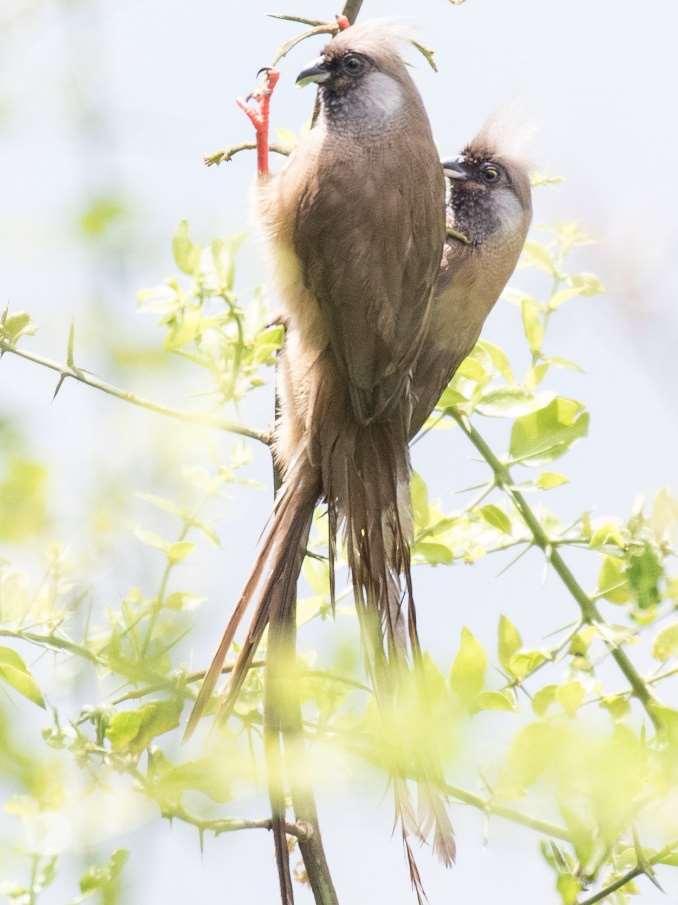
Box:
[0,17,675,881]
[2,211,677,905]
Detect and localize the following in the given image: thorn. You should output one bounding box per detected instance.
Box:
[52,373,67,400]
[336,14,350,30]
[198,827,205,855]
[632,827,665,892]
[66,322,76,369]
[495,542,532,577]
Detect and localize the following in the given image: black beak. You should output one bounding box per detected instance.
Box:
[296,57,331,88]
[442,158,469,181]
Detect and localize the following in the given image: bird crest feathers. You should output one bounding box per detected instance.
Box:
[466,103,538,172]
[327,19,419,64]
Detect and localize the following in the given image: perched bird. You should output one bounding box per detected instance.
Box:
[411,120,533,435]
[186,19,449,902]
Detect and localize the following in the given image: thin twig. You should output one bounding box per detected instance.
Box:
[577,839,678,905]
[166,804,312,840]
[0,339,271,446]
[205,141,290,168]
[442,782,572,842]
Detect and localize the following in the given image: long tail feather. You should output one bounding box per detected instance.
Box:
[331,418,455,887]
[184,465,318,740]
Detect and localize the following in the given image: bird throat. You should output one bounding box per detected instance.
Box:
[321,72,406,136]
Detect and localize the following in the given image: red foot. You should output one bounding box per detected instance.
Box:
[236,68,280,177]
[336,14,350,30]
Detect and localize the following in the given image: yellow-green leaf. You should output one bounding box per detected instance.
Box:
[167,541,195,564]
[536,472,569,490]
[532,684,557,717]
[479,504,512,535]
[498,615,522,672]
[556,681,585,717]
[450,628,486,706]
[474,690,516,713]
[508,649,549,680]
[172,220,201,276]
[652,622,678,661]
[0,647,45,708]
[521,298,545,354]
[410,472,430,527]
[597,555,630,604]
[510,397,589,465]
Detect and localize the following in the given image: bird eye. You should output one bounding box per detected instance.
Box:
[480,164,501,184]
[342,54,365,76]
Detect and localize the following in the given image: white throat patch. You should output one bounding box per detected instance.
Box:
[362,71,404,120]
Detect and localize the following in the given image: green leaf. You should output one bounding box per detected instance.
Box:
[652,622,678,661]
[521,298,545,354]
[0,311,36,344]
[589,519,626,549]
[172,220,201,276]
[211,234,245,293]
[532,684,557,717]
[498,615,522,673]
[479,504,512,535]
[556,681,585,717]
[133,527,170,554]
[450,628,486,706]
[148,752,232,807]
[474,690,516,712]
[476,387,550,418]
[0,457,47,542]
[510,397,589,464]
[597,555,630,604]
[536,472,569,490]
[167,541,195,564]
[522,240,558,276]
[80,850,129,895]
[476,340,514,382]
[557,872,581,904]
[627,543,663,609]
[437,385,468,408]
[569,273,604,297]
[599,694,631,721]
[410,472,430,527]
[106,700,182,754]
[0,647,45,708]
[508,649,549,680]
[415,541,453,565]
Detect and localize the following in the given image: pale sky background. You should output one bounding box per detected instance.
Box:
[1,0,678,902]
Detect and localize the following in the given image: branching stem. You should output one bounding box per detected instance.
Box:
[0,339,271,446]
[450,410,662,731]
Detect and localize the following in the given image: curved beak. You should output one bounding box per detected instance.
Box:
[442,158,469,181]
[296,57,331,88]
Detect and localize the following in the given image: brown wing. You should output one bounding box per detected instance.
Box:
[409,237,474,437]
[293,138,445,425]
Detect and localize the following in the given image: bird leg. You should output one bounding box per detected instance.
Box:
[236,67,280,178]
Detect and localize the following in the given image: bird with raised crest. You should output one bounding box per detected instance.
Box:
[186,19,449,904]
[185,24,533,903]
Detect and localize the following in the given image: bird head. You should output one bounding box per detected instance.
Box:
[296,21,420,128]
[442,131,533,249]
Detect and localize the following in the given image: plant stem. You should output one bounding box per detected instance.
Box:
[449,410,662,730]
[577,839,678,905]
[0,340,271,445]
[442,782,571,842]
[165,804,312,840]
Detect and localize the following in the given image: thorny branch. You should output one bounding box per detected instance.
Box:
[577,839,678,905]
[450,410,663,732]
[0,338,272,446]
